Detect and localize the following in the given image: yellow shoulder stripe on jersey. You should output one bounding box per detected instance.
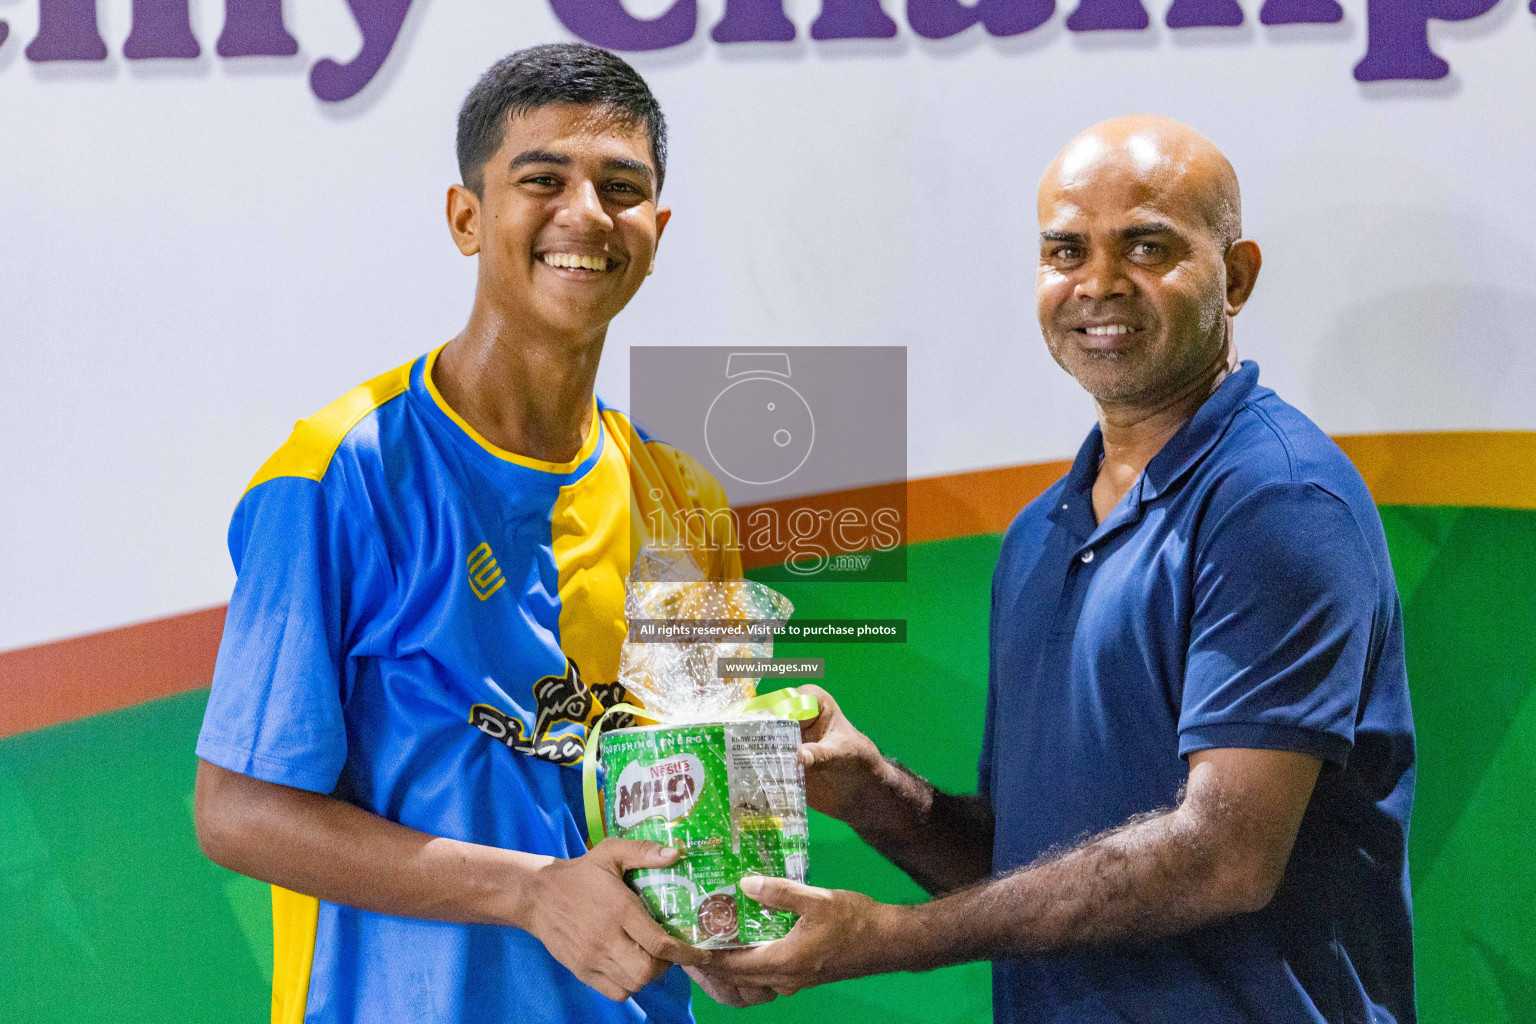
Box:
[244,358,415,495]
[597,407,742,580]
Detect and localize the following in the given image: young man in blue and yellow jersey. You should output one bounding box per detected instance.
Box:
[193,44,729,1024]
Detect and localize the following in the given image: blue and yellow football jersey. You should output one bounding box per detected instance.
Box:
[196,347,737,1024]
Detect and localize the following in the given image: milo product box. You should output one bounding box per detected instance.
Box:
[600,718,809,948]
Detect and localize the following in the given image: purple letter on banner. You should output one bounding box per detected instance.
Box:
[1258,0,1343,24]
[810,0,899,39]
[1065,0,1149,30]
[712,0,796,42]
[218,0,300,57]
[548,0,698,50]
[1166,0,1242,27]
[908,0,1053,39]
[124,0,200,59]
[310,0,414,102]
[1354,0,1499,80]
[26,0,108,61]
[0,21,8,49]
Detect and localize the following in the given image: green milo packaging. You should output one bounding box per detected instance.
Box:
[600,719,809,948]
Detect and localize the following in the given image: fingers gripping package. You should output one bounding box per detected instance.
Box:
[581,547,817,949]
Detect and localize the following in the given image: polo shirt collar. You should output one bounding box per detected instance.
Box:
[1140,359,1260,502]
[1048,360,1261,539]
[1047,422,1105,537]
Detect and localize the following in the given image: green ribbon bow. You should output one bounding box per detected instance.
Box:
[581,687,820,846]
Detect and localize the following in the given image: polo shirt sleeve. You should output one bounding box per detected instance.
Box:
[1178,481,1379,766]
[195,476,355,794]
[978,573,1000,802]
[978,677,996,801]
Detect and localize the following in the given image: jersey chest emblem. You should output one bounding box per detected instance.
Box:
[466,541,505,600]
[468,659,635,766]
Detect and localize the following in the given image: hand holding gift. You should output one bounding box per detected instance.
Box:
[582,548,820,952]
[695,682,917,1001]
[706,873,907,998]
[520,838,707,1002]
[788,683,886,822]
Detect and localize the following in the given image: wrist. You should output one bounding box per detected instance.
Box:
[486,848,555,932]
[869,754,912,794]
[839,756,919,834]
[867,901,930,974]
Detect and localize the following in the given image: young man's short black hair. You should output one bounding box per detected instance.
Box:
[457,43,668,197]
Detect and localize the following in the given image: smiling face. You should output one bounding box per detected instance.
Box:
[448,102,669,339]
[1036,119,1249,409]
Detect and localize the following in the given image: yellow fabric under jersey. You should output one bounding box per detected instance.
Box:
[196,347,736,1024]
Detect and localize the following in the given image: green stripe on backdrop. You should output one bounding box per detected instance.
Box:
[0,689,271,1020]
[0,510,1530,1022]
[1380,509,1536,1024]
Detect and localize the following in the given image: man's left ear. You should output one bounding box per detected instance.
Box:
[648,207,671,276]
[1225,239,1262,316]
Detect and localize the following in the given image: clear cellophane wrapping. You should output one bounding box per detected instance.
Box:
[618,546,793,723]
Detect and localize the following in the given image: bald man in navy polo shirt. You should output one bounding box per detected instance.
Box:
[695,117,1417,1024]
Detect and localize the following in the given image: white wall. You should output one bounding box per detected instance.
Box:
[4,0,1534,650]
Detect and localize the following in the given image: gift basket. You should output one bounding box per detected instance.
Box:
[581,548,817,948]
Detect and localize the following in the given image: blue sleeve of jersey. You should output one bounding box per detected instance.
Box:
[1178,482,1379,766]
[196,476,356,793]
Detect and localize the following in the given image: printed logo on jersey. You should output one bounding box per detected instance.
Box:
[468,658,634,766]
[466,542,505,600]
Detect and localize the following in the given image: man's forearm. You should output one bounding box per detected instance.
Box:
[709,749,1318,994]
[194,760,548,928]
[840,758,995,896]
[892,799,1263,971]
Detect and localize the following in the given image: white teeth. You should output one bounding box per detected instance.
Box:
[1084,325,1133,336]
[542,253,609,272]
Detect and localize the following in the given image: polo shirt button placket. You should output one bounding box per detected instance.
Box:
[1080,549,1095,564]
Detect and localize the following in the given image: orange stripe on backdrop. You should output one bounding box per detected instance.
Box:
[0,430,1529,738]
[906,460,1074,544]
[1334,431,1536,510]
[0,606,226,739]
[731,463,1075,569]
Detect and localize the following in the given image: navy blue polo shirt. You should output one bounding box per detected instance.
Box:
[980,362,1416,1024]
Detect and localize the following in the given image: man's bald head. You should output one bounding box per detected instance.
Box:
[1041,115,1241,249]
[1034,116,1261,411]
